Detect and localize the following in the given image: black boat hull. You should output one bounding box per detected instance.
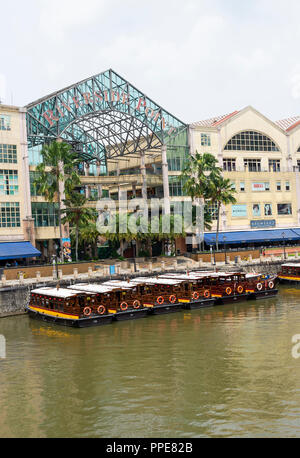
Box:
[26,307,114,328]
[113,308,149,321]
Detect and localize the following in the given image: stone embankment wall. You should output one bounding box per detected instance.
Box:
[0,260,297,318]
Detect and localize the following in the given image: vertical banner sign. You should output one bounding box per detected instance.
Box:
[62,238,72,262]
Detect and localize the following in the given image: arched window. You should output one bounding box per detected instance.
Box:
[224,131,279,151]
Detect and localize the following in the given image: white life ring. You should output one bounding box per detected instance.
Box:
[268,281,274,289]
[256,283,263,291]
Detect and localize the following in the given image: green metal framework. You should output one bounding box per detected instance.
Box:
[26,69,187,163]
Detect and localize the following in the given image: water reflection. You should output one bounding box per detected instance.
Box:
[0,287,299,437]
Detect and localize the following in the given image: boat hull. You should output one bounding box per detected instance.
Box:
[182,298,215,310]
[113,308,149,321]
[214,289,278,305]
[278,276,300,284]
[26,307,114,328]
[149,303,183,315]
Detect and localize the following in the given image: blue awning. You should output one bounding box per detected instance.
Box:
[204,229,300,245]
[0,242,41,260]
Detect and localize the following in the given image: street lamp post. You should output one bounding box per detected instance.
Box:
[282,232,286,260]
[132,240,137,272]
[52,254,58,280]
[223,235,228,264]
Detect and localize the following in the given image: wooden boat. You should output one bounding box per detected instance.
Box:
[129,276,214,313]
[158,273,215,309]
[162,270,278,304]
[26,287,114,327]
[71,281,149,321]
[278,263,300,283]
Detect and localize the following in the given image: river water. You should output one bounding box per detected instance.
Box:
[0,285,300,438]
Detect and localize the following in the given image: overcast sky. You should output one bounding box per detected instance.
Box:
[1,0,300,123]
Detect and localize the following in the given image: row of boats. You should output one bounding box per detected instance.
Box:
[26,270,279,328]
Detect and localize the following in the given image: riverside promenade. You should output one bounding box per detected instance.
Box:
[0,253,296,318]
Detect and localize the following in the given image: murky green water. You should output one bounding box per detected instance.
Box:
[0,286,300,438]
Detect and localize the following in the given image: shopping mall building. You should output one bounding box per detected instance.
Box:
[1,69,300,261]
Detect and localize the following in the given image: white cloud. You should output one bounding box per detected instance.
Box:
[38,0,107,41]
[2,0,300,121]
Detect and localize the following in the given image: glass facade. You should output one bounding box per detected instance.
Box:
[31,202,59,227]
[225,131,279,151]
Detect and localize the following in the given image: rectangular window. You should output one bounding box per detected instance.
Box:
[223,158,236,171]
[167,151,188,171]
[31,202,59,227]
[205,202,218,220]
[269,159,281,172]
[169,177,186,197]
[252,204,261,217]
[297,160,300,170]
[276,181,281,191]
[201,133,211,146]
[0,115,11,131]
[0,144,17,164]
[231,182,236,191]
[286,181,290,191]
[277,203,292,215]
[0,202,20,227]
[244,159,261,172]
[252,182,270,191]
[264,203,272,216]
[240,181,245,192]
[29,171,42,196]
[0,170,18,195]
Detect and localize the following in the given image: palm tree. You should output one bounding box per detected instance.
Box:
[78,221,101,260]
[181,152,222,250]
[34,140,80,262]
[181,152,221,203]
[209,176,237,250]
[62,193,96,262]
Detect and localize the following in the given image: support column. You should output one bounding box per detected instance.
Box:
[19,107,35,246]
[161,144,170,215]
[96,161,102,198]
[84,163,90,199]
[140,152,147,201]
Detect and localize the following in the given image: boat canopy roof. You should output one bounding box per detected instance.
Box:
[130,277,184,285]
[281,263,300,267]
[102,280,140,289]
[31,287,84,298]
[69,283,119,293]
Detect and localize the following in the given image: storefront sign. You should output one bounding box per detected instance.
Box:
[250,220,276,228]
[252,182,269,191]
[232,204,247,218]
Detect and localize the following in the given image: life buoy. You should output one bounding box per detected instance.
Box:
[133,300,141,309]
[169,295,176,303]
[226,287,232,295]
[193,291,200,300]
[203,290,210,298]
[83,306,92,316]
[120,302,128,311]
[237,285,244,294]
[256,283,263,291]
[97,305,106,315]
[268,281,274,289]
[157,296,164,305]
